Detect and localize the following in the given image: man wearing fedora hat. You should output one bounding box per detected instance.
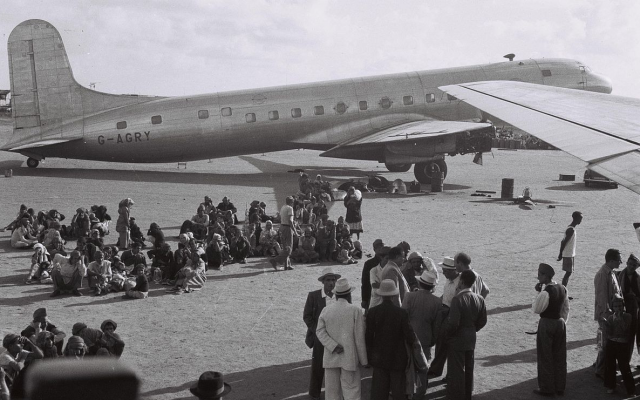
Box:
[366,279,417,400]
[303,267,341,400]
[380,246,410,306]
[191,371,231,399]
[428,256,460,379]
[316,277,368,400]
[402,270,442,396]
[445,270,487,400]
[532,263,569,397]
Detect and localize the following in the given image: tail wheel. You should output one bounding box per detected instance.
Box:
[26,158,40,168]
[413,160,448,184]
[385,163,412,173]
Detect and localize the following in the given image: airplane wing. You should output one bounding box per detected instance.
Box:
[440,81,640,194]
[319,119,492,160]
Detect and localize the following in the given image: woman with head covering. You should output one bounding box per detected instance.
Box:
[116,198,134,250]
[99,320,125,357]
[343,187,364,240]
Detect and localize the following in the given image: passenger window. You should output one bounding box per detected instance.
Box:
[426,93,435,103]
[291,108,302,118]
[447,94,457,101]
[116,121,127,130]
[380,97,392,109]
[151,115,162,125]
[198,110,209,119]
[314,106,324,116]
[246,113,256,123]
[335,102,347,115]
[268,111,279,120]
[221,107,232,117]
[403,96,413,105]
[359,101,368,110]
[541,69,552,77]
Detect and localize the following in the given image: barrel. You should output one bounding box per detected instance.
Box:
[559,174,575,181]
[4,169,12,177]
[501,178,514,199]
[431,172,444,192]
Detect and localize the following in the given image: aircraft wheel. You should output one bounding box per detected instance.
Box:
[26,158,39,168]
[414,162,434,184]
[434,159,448,179]
[385,163,412,173]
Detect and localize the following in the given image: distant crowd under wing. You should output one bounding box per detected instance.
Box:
[2,19,612,183]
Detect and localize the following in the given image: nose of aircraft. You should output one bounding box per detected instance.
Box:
[586,72,612,94]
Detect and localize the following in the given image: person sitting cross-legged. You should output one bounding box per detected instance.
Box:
[50,251,87,297]
[229,226,251,264]
[292,228,319,263]
[122,264,149,299]
[260,220,282,257]
[86,250,112,296]
[168,251,206,294]
[10,218,38,249]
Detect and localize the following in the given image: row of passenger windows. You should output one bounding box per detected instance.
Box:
[115,93,447,128]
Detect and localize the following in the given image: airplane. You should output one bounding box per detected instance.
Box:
[2,19,612,184]
[439,81,640,194]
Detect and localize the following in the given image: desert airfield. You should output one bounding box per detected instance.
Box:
[1,115,640,400]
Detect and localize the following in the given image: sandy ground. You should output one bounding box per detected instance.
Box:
[1,117,640,399]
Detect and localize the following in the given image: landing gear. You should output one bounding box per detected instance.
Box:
[385,162,412,173]
[413,160,448,184]
[26,158,40,168]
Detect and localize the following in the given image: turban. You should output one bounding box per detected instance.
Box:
[66,335,86,349]
[538,263,555,278]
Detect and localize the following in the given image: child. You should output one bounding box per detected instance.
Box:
[337,240,358,264]
[602,295,635,396]
[122,264,149,299]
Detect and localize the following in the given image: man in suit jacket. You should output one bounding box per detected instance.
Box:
[446,269,488,400]
[316,277,368,400]
[303,267,340,400]
[366,279,416,400]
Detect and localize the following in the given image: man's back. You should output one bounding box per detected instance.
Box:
[316,299,367,371]
[366,301,414,371]
[402,290,442,350]
[447,290,487,351]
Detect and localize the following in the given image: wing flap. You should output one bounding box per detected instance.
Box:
[590,151,640,194]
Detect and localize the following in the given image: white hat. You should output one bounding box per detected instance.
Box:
[318,267,341,282]
[377,279,399,296]
[438,256,456,270]
[333,277,356,295]
[418,270,438,286]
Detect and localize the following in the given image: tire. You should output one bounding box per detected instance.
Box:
[434,159,448,179]
[26,158,39,168]
[385,163,412,173]
[413,160,448,184]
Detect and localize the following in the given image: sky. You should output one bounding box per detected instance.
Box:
[1,0,639,98]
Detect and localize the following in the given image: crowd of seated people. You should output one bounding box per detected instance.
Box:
[1,308,126,398]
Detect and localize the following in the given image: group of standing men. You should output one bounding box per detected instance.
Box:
[303,241,489,400]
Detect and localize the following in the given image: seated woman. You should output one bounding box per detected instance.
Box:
[99,320,125,357]
[206,233,228,270]
[71,208,91,238]
[129,217,145,247]
[147,242,174,283]
[146,222,166,250]
[122,264,149,299]
[40,220,63,248]
[336,240,358,264]
[89,213,109,237]
[168,251,206,294]
[11,218,38,249]
[108,256,128,292]
[259,220,281,257]
[26,243,51,284]
[48,236,67,259]
[291,228,319,263]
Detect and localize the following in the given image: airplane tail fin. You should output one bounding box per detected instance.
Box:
[6,20,160,145]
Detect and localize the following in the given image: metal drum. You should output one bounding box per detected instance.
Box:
[431,172,444,192]
[501,178,514,199]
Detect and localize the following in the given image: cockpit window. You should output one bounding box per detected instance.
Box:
[541,70,552,77]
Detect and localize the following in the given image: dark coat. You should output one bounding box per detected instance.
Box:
[366,300,416,371]
[303,289,328,348]
[343,196,362,223]
[445,290,487,351]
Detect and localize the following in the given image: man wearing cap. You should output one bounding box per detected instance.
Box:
[402,270,442,396]
[50,250,87,297]
[0,333,43,387]
[402,251,438,292]
[532,263,570,397]
[21,308,66,355]
[361,239,384,310]
[445,269,487,400]
[594,249,623,378]
[557,211,582,287]
[380,246,410,306]
[368,246,391,311]
[316,277,368,400]
[454,252,489,299]
[616,254,640,362]
[428,256,461,379]
[303,267,340,400]
[366,279,416,400]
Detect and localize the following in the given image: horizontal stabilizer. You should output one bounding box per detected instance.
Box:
[7,138,82,151]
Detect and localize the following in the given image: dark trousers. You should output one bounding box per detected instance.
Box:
[428,306,450,377]
[309,339,324,398]
[51,270,82,291]
[605,340,636,395]
[371,368,405,400]
[447,349,474,400]
[536,318,567,394]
